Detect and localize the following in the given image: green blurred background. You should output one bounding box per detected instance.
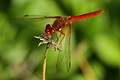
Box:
[0,0,120,80]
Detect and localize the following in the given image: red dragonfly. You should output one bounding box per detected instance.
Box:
[16,10,103,71]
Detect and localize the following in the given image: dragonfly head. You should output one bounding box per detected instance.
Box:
[45,24,56,35]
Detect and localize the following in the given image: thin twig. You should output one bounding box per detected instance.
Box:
[42,45,49,80]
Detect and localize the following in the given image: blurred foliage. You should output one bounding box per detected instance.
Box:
[0,0,120,80]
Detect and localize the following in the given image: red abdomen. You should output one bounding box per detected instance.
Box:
[69,10,104,22]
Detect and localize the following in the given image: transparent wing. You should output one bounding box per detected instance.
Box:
[56,24,71,72]
[64,24,71,72]
[12,15,61,27]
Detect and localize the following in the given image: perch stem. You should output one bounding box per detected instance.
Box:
[42,45,49,80]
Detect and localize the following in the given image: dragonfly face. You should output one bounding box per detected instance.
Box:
[45,24,56,35]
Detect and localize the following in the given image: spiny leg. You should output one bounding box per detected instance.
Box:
[59,31,65,46]
[55,33,59,44]
[53,33,59,51]
[55,32,65,45]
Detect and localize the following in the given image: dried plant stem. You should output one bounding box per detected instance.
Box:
[34,34,60,80]
[42,45,49,80]
[79,56,97,80]
[75,41,98,80]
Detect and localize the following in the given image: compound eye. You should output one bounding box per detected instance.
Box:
[46,24,51,29]
[45,24,51,35]
[50,28,56,35]
[45,28,50,35]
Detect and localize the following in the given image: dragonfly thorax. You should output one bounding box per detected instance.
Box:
[52,17,70,32]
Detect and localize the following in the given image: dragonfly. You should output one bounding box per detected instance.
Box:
[16,10,104,72]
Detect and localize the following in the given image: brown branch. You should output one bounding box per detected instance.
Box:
[74,40,98,80]
[42,45,49,80]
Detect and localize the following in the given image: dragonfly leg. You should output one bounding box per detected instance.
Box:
[55,33,59,44]
[59,31,65,45]
[54,33,63,44]
[53,33,59,51]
